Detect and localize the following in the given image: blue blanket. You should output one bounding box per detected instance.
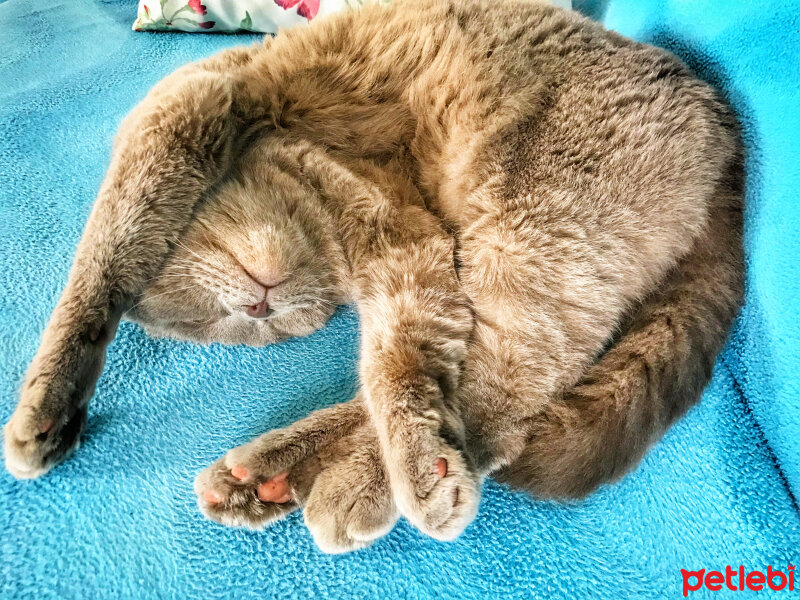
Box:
[1,1,798,598]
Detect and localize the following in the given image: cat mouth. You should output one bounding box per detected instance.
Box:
[245,299,274,319]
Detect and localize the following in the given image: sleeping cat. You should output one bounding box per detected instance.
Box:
[3,0,743,553]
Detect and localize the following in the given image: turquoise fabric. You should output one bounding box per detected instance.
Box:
[600,0,800,509]
[1,1,798,598]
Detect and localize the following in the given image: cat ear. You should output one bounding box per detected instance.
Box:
[4,66,239,478]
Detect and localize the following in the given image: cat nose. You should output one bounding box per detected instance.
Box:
[244,267,285,290]
[245,299,273,319]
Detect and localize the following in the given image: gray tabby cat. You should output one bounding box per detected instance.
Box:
[3,0,743,553]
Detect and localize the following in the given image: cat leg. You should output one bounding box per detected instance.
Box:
[353,211,480,541]
[3,54,249,479]
[302,423,397,553]
[295,152,481,540]
[444,169,739,482]
[195,397,399,553]
[493,188,744,497]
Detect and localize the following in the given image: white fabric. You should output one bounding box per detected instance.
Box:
[133,0,571,34]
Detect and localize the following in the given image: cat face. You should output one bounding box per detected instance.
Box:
[127,168,347,346]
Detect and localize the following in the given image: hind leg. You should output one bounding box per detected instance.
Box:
[493,192,743,497]
[449,186,738,486]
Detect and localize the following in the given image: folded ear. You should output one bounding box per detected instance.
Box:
[4,59,242,479]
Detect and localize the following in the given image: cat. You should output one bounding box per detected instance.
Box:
[3,0,743,553]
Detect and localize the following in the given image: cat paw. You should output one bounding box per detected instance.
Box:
[384,427,481,541]
[4,377,89,479]
[194,453,299,529]
[4,313,113,479]
[195,406,399,552]
[303,433,398,553]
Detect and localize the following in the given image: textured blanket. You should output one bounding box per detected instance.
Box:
[1,1,798,598]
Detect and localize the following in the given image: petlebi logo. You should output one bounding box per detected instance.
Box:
[681,565,796,596]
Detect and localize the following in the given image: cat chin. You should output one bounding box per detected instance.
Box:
[130,310,330,347]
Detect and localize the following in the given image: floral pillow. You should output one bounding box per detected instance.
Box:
[133,0,387,33]
[133,0,571,33]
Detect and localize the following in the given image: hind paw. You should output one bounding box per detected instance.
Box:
[303,429,397,553]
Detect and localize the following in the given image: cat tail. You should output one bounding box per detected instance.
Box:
[4,50,250,478]
[495,180,744,498]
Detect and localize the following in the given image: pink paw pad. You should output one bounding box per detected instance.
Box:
[204,489,224,504]
[231,465,250,481]
[435,458,448,478]
[257,472,291,503]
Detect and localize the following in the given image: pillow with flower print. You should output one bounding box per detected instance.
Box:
[133,0,388,33]
[133,0,571,33]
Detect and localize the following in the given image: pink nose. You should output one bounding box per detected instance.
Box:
[246,299,273,319]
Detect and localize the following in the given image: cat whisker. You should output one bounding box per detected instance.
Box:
[173,240,212,265]
[131,284,204,310]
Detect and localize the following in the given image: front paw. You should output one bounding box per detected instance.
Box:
[383,424,481,541]
[4,309,113,479]
[194,453,299,529]
[194,416,399,553]
[303,427,398,553]
[4,376,89,479]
